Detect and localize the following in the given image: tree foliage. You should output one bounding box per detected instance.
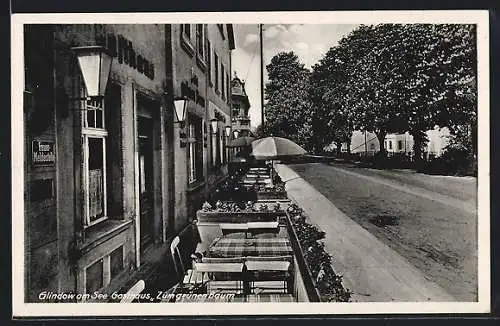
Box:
[263,24,477,162]
[263,52,314,150]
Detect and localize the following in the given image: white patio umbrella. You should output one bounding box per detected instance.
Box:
[250,137,307,182]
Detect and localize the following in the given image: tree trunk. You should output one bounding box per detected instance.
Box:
[336,141,342,156]
[410,130,428,164]
[376,131,387,158]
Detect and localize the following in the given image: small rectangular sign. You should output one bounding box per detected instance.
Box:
[32,140,55,166]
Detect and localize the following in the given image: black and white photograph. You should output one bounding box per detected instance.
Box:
[11,11,490,316]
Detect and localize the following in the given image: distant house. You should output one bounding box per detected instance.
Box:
[331,127,450,158]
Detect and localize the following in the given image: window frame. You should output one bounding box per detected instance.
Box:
[221,64,225,100]
[180,24,195,57]
[217,24,225,39]
[206,38,212,87]
[214,52,219,94]
[226,72,230,104]
[196,24,207,70]
[186,114,204,185]
[82,98,108,228]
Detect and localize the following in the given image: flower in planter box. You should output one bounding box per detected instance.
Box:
[258,203,269,212]
[245,201,254,211]
[201,201,213,211]
[273,202,281,212]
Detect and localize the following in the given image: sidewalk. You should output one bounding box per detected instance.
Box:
[275,164,456,302]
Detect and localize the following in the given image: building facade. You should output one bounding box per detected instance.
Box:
[23,24,234,302]
[336,128,450,158]
[230,75,251,137]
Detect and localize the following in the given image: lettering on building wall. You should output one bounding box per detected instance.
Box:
[32,140,55,166]
[100,33,155,80]
[181,81,206,108]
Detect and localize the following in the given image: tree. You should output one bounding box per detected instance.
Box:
[339,24,408,156]
[264,52,313,150]
[310,45,353,155]
[331,24,477,163]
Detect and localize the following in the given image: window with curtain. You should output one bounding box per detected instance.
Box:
[82,98,108,227]
[187,114,204,184]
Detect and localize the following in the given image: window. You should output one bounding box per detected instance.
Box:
[388,140,393,150]
[187,114,204,184]
[217,24,225,39]
[226,72,230,103]
[221,65,225,99]
[214,52,219,93]
[219,131,224,165]
[398,140,403,150]
[232,109,239,117]
[196,24,206,61]
[181,24,195,56]
[183,24,191,40]
[370,143,375,150]
[82,98,108,227]
[206,39,212,86]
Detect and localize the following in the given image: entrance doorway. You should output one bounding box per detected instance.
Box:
[138,113,154,248]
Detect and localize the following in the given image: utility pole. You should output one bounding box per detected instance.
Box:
[259,23,264,128]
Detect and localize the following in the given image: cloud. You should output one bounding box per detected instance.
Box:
[288,24,306,35]
[233,24,360,127]
[295,42,309,50]
[244,33,259,46]
[263,25,285,39]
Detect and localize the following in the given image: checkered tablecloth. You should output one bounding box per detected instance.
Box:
[208,237,293,258]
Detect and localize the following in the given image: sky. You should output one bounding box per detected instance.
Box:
[231,24,359,129]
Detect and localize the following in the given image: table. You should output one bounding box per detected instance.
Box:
[208,237,293,258]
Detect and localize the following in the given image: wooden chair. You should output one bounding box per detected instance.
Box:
[170,236,209,286]
[194,262,245,294]
[119,280,145,303]
[170,236,185,279]
[244,257,292,294]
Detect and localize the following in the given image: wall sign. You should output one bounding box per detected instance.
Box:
[32,140,55,166]
[181,81,206,108]
[98,33,155,80]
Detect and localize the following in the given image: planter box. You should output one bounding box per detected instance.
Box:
[256,191,288,200]
[196,210,285,223]
[284,212,321,302]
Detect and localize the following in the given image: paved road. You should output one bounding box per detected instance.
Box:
[278,162,477,302]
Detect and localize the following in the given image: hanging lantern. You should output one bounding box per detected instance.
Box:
[71,46,113,98]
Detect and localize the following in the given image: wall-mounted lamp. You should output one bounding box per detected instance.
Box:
[225,125,232,138]
[174,97,189,147]
[70,46,113,100]
[233,130,239,139]
[210,118,219,135]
